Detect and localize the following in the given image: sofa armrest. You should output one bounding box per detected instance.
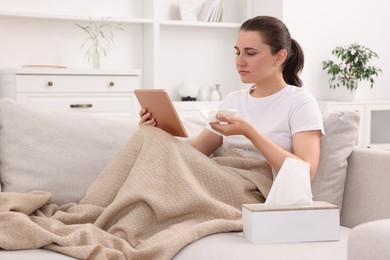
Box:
[341,147,390,228]
[348,219,390,260]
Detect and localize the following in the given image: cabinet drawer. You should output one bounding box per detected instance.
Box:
[15,74,140,93]
[17,93,140,114]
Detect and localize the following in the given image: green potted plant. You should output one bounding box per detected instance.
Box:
[75,17,124,69]
[322,43,382,92]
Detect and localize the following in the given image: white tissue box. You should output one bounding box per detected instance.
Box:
[242,201,340,244]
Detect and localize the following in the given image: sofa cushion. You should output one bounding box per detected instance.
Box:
[0,228,352,260]
[348,219,390,260]
[0,99,138,205]
[174,228,351,260]
[0,99,207,205]
[312,111,360,208]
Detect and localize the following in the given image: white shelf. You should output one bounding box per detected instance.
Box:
[1,68,141,76]
[367,144,390,150]
[159,20,240,29]
[0,10,153,24]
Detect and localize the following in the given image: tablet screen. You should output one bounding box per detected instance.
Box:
[134,89,188,137]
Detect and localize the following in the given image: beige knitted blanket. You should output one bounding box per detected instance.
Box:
[0,127,273,260]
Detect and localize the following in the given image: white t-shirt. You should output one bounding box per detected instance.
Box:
[206,85,324,159]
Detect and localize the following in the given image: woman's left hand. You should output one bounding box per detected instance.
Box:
[209,114,252,136]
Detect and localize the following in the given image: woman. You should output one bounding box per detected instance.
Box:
[0,16,324,260]
[141,16,324,181]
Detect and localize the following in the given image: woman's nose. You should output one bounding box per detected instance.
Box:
[236,55,245,67]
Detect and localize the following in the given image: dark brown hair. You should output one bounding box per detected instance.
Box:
[240,16,304,87]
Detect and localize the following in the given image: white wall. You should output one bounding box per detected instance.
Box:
[282,0,390,101]
[0,0,141,70]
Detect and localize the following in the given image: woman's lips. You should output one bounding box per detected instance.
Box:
[239,70,250,76]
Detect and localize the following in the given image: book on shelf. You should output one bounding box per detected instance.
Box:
[198,0,224,22]
[214,0,223,22]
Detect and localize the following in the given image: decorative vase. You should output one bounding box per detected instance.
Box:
[92,50,101,69]
[197,87,208,101]
[209,84,221,101]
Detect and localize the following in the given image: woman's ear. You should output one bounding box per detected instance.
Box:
[274,49,288,66]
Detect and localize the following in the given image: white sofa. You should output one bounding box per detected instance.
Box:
[1,98,390,260]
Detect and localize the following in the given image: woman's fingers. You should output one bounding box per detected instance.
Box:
[138,108,156,127]
[139,108,146,117]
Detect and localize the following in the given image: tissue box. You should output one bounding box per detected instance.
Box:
[242,201,340,244]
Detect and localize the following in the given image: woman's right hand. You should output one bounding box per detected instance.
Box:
[138,108,156,127]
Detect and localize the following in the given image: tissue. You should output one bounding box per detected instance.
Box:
[265,158,313,207]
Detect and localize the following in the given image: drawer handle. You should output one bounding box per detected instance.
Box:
[70,104,93,108]
[47,81,53,87]
[109,81,115,87]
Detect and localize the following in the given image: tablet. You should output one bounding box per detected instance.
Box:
[134,89,188,137]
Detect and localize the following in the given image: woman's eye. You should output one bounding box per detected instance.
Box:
[235,50,256,56]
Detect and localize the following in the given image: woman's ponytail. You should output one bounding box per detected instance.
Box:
[283,38,304,87]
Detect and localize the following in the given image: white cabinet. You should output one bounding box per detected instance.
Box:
[364,104,390,150]
[0,0,282,101]
[1,68,141,119]
[318,100,390,150]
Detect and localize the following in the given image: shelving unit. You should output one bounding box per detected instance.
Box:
[318,100,390,150]
[0,0,267,101]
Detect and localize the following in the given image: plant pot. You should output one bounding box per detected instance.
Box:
[333,87,356,101]
[209,84,222,101]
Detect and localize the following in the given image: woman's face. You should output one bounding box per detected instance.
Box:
[234,30,281,84]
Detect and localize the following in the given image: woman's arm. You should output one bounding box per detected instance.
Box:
[291,130,321,180]
[211,114,321,180]
[246,128,321,180]
[190,129,223,157]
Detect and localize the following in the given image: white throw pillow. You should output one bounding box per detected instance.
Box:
[312,110,360,208]
[0,99,138,205]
